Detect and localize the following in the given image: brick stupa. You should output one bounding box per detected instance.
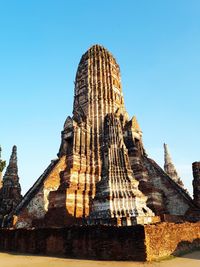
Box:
[0,146,22,226]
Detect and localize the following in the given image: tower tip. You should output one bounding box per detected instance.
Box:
[13,145,17,152]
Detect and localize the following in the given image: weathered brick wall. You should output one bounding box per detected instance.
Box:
[145,222,200,261]
[1,222,200,261]
[0,225,146,261]
[15,156,66,228]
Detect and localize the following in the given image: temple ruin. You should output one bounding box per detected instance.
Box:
[1,44,196,229]
[0,44,200,260]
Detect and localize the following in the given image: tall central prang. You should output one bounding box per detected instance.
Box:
[54,44,154,225]
[13,45,196,229]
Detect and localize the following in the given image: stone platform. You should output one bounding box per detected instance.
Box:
[0,222,200,261]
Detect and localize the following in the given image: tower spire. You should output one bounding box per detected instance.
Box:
[0,145,22,226]
[0,146,6,189]
[164,143,184,187]
[3,145,18,182]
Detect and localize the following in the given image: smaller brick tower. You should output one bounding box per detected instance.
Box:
[164,143,184,188]
[0,146,22,226]
[192,162,200,207]
[0,146,6,189]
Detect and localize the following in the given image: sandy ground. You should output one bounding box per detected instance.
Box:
[0,251,200,267]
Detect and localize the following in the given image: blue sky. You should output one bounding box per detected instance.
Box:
[0,0,199,194]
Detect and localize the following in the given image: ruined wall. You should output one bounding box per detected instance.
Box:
[1,222,200,261]
[0,225,146,261]
[145,222,200,261]
[15,156,66,228]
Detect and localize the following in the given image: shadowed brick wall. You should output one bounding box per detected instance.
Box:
[0,225,146,261]
[1,222,200,261]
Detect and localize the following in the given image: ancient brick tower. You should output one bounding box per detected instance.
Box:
[0,146,22,226]
[13,45,197,229]
[164,143,184,188]
[184,161,200,220]
[0,146,6,189]
[45,44,154,226]
[192,162,200,207]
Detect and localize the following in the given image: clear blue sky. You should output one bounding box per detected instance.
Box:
[0,0,199,195]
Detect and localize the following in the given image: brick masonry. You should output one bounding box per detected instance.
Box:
[1,222,200,261]
[0,225,146,261]
[145,221,200,261]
